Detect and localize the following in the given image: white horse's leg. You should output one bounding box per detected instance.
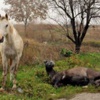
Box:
[10,57,17,89]
[15,55,21,72]
[10,56,20,89]
[1,56,8,90]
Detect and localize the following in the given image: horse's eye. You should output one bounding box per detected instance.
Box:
[5,24,8,28]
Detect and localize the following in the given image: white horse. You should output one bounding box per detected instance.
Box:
[0,14,23,91]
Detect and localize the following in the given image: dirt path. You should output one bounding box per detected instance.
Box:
[57,93,100,100]
[70,93,100,100]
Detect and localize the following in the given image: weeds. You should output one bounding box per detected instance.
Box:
[60,48,73,57]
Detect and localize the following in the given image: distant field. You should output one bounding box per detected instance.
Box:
[15,24,100,42]
[14,24,100,65]
[0,24,99,66]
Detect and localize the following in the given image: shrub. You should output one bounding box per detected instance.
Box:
[60,48,73,57]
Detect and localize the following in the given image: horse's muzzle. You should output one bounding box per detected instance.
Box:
[0,36,4,43]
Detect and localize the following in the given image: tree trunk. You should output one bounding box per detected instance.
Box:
[24,18,28,37]
[24,24,27,37]
[75,44,81,54]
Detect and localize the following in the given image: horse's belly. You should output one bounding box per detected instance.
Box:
[4,47,17,58]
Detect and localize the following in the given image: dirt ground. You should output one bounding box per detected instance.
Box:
[57,93,100,100]
[70,93,100,100]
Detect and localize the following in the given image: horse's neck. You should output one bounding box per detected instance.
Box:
[6,34,13,45]
[5,28,15,45]
[5,24,16,44]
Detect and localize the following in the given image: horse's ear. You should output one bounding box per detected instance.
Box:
[5,14,8,20]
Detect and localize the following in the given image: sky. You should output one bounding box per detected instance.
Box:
[0,0,57,24]
[0,0,16,24]
[0,0,7,15]
[0,0,99,25]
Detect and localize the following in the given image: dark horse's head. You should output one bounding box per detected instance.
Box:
[44,60,55,74]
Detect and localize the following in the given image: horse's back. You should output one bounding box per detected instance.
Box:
[67,67,88,76]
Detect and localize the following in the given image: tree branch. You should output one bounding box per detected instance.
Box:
[52,0,72,19]
[66,34,75,44]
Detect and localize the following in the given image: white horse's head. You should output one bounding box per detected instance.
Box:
[0,14,13,43]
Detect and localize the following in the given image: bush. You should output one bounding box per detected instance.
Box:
[60,48,73,57]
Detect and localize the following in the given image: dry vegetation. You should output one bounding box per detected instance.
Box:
[14,23,100,65]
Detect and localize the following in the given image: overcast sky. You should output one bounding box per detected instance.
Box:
[0,0,64,25]
[0,0,58,24]
[0,0,7,15]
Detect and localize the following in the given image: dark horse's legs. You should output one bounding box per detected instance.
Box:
[70,75,89,86]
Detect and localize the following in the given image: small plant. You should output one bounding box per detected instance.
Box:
[60,48,73,57]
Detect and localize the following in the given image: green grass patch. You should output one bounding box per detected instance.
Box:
[0,53,100,99]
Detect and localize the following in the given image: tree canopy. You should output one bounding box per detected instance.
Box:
[4,0,48,34]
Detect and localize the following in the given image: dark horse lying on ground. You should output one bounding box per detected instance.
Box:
[44,60,100,88]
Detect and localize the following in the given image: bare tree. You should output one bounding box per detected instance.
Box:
[48,0,100,53]
[4,0,48,35]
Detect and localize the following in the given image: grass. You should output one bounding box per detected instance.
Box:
[0,53,100,100]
